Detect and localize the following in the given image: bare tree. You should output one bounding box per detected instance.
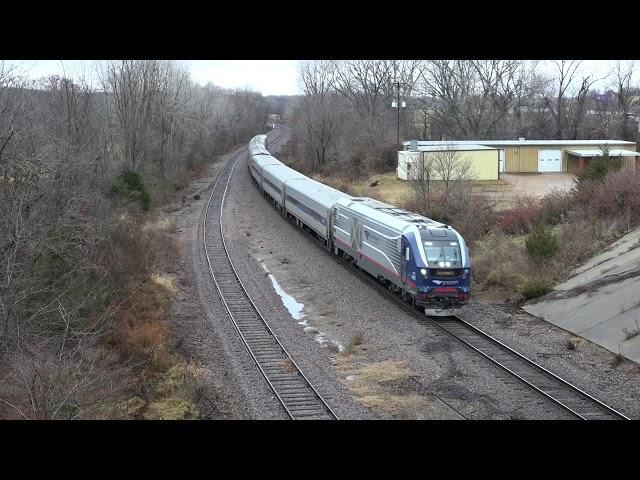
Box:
[410,151,433,209]
[99,60,161,173]
[543,60,584,139]
[431,144,475,201]
[416,60,526,139]
[150,62,189,179]
[297,61,345,171]
[610,61,639,140]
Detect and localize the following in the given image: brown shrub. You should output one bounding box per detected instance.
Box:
[498,196,542,234]
[473,232,530,299]
[541,188,576,221]
[453,194,497,248]
[588,169,640,227]
[404,190,496,248]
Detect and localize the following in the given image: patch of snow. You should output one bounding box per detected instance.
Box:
[260,260,344,353]
[261,262,305,320]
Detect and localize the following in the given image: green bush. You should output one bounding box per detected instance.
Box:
[115,170,150,211]
[525,225,558,261]
[576,153,623,184]
[521,279,551,299]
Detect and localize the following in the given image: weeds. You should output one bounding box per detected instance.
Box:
[341,331,364,357]
[280,358,297,373]
[525,225,558,262]
[521,279,551,300]
[612,346,625,366]
[566,336,583,351]
[499,196,541,234]
[622,320,640,341]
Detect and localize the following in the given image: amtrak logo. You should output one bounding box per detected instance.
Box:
[433,280,459,285]
[364,229,379,245]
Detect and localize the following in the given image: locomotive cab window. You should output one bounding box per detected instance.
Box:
[422,239,462,268]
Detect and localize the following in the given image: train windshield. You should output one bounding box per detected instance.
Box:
[422,240,462,268]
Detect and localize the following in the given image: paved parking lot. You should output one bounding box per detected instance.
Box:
[501,173,576,198]
[471,173,576,209]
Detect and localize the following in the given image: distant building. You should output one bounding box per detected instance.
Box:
[400,139,639,176]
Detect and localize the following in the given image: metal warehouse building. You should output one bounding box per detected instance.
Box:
[400,139,639,177]
[398,144,499,181]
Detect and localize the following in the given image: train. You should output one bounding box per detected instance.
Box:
[247,133,471,315]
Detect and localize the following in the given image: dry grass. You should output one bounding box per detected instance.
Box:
[313,170,515,208]
[566,336,585,351]
[102,362,204,420]
[613,349,626,366]
[151,273,177,296]
[142,216,174,233]
[102,205,204,419]
[622,320,640,341]
[473,232,531,302]
[340,331,364,357]
[317,306,337,317]
[280,358,297,374]
[338,359,430,416]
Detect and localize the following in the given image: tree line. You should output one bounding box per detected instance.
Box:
[0,60,268,418]
[287,60,640,177]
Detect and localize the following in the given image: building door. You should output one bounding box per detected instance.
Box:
[538,149,562,172]
[499,149,505,173]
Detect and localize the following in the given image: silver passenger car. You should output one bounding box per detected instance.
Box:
[283,177,350,243]
[250,154,282,186]
[261,163,306,208]
[248,134,269,156]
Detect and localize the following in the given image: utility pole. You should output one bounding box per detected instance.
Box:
[392,81,406,152]
[396,81,400,151]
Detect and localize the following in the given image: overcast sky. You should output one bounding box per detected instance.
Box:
[15,60,302,95]
[10,60,640,96]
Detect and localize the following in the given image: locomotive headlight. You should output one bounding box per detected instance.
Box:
[464,269,469,275]
[420,268,427,275]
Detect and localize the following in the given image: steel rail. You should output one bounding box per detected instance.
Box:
[424,315,629,420]
[203,130,338,420]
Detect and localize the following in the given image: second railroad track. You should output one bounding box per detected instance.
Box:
[203,131,338,420]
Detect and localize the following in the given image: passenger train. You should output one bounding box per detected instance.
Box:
[247,134,471,315]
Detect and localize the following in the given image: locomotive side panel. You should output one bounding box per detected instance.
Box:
[333,204,405,289]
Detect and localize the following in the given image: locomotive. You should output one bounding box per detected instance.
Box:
[248,134,471,315]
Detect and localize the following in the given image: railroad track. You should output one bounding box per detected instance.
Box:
[423,316,629,420]
[333,253,629,419]
[203,129,338,420]
[345,262,629,419]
